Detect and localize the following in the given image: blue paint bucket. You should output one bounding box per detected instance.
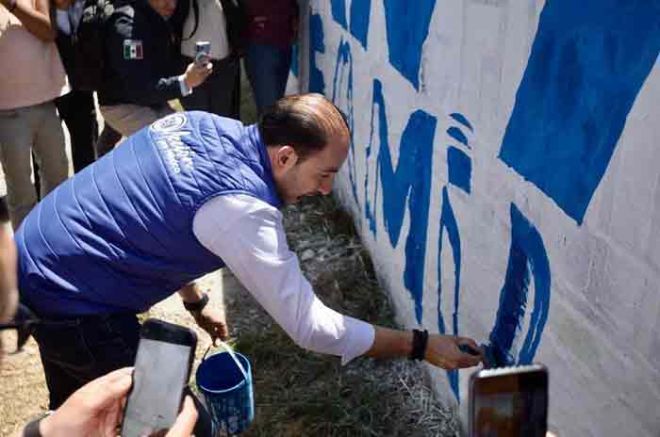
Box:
[196,343,254,435]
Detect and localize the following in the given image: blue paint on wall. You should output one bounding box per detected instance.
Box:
[383,0,436,89]
[447,147,472,194]
[365,79,437,322]
[349,0,371,49]
[450,113,474,131]
[309,12,326,94]
[437,186,462,400]
[498,0,660,224]
[447,127,469,148]
[487,203,551,366]
[330,0,348,30]
[332,39,359,207]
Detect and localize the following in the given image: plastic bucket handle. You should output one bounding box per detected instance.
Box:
[202,340,248,381]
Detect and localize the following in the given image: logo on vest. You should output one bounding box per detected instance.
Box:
[151,113,187,133]
[151,114,193,175]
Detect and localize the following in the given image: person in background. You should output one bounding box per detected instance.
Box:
[180,0,244,119]
[0,0,69,229]
[52,0,98,172]
[240,0,298,114]
[51,0,123,160]
[97,0,212,137]
[0,196,198,436]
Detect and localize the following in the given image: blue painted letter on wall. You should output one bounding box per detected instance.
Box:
[487,204,551,367]
[383,0,436,89]
[498,0,660,224]
[365,80,437,322]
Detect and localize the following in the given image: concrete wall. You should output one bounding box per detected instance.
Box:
[294,1,660,435]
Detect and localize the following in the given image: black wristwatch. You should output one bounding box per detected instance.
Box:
[409,329,429,361]
[183,293,209,313]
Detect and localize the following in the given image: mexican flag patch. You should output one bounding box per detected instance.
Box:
[123,39,143,60]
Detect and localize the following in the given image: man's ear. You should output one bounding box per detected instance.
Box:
[274,145,299,171]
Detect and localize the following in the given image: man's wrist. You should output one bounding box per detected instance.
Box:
[409,329,429,361]
[183,292,209,313]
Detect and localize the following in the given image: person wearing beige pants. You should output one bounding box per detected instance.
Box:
[0,101,69,229]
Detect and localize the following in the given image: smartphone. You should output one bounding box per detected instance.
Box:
[468,364,548,437]
[121,319,197,437]
[194,41,211,67]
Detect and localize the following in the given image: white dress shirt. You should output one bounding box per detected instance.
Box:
[192,194,375,365]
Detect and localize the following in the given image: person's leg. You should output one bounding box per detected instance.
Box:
[244,43,292,113]
[32,101,69,199]
[32,313,141,410]
[273,45,293,102]
[206,56,240,118]
[56,90,98,172]
[100,104,174,137]
[0,106,39,229]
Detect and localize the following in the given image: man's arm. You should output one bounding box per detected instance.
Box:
[1,0,56,41]
[367,326,482,369]
[193,194,481,369]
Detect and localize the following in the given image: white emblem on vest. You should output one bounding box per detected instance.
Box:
[151,114,193,174]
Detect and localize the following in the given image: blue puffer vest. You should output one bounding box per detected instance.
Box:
[16,112,281,316]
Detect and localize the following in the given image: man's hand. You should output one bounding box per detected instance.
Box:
[183,61,212,90]
[39,367,133,437]
[425,335,482,369]
[192,305,229,343]
[39,368,199,437]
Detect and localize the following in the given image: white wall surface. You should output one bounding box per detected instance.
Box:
[295,1,660,435]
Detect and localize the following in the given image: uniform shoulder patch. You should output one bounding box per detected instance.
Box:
[123,39,143,60]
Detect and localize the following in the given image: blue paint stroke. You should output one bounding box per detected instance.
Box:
[447,147,471,194]
[450,113,474,131]
[330,0,348,30]
[487,203,551,366]
[349,0,371,49]
[383,0,436,89]
[437,187,462,400]
[290,43,299,77]
[309,12,326,94]
[365,79,437,321]
[446,127,469,148]
[498,0,660,224]
[331,39,359,207]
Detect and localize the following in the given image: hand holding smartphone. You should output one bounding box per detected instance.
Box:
[121,319,197,437]
[194,41,211,68]
[468,364,548,437]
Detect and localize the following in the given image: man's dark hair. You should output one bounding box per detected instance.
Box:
[258,94,349,160]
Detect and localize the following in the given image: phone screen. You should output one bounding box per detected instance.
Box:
[470,367,547,437]
[121,329,195,436]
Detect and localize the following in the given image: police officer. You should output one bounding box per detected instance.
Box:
[16,94,483,414]
[98,0,211,136]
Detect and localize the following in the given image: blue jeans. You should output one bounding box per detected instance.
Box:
[244,43,293,113]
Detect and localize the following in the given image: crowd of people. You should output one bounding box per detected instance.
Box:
[1,0,299,229]
[1,0,485,435]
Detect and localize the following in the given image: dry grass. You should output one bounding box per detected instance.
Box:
[224,196,459,437]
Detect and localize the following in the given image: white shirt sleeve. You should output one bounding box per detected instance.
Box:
[192,194,375,365]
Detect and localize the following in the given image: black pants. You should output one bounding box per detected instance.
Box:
[55,90,98,173]
[32,312,212,435]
